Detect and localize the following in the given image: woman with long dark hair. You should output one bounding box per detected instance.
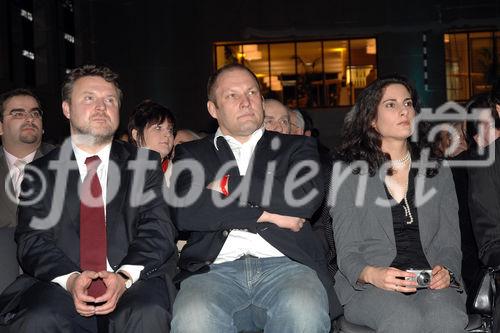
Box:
[331,75,468,332]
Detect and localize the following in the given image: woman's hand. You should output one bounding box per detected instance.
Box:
[429,265,450,290]
[359,266,418,293]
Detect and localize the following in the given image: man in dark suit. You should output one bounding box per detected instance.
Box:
[469,84,500,332]
[2,65,175,332]
[170,64,339,333]
[0,88,54,293]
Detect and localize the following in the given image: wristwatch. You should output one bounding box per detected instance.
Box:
[117,271,132,289]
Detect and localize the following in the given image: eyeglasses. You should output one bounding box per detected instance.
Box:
[6,109,43,119]
[264,118,290,128]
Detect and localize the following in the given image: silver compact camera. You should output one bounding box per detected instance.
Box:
[405,269,432,288]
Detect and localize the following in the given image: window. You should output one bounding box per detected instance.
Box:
[445,31,500,101]
[214,38,377,108]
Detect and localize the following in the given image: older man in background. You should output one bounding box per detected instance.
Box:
[263,99,291,134]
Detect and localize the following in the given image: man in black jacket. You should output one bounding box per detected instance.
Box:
[469,84,500,332]
[170,63,339,333]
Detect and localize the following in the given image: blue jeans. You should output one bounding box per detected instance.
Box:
[171,256,330,333]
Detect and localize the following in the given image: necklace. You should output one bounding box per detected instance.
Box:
[392,151,411,165]
[386,169,414,225]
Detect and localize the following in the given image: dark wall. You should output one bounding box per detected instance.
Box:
[74,0,179,132]
[0,0,72,144]
[81,0,500,148]
[2,0,500,146]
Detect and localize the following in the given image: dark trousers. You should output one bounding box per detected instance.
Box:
[494,278,500,333]
[4,276,171,333]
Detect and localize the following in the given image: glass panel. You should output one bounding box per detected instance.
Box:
[215,45,240,69]
[215,45,225,69]
[445,33,469,101]
[296,41,323,107]
[270,43,296,107]
[213,38,377,107]
[469,32,494,96]
[240,44,270,95]
[323,40,348,106]
[348,38,377,104]
[496,32,500,78]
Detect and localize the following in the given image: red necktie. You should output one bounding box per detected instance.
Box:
[161,159,169,173]
[80,155,107,298]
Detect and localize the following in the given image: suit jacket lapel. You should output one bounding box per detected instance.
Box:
[60,150,81,230]
[0,151,15,197]
[368,174,396,245]
[105,142,129,243]
[415,173,438,249]
[248,131,271,177]
[213,136,240,178]
[0,151,17,227]
[34,142,54,159]
[34,148,43,160]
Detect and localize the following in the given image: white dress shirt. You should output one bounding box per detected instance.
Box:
[3,148,37,197]
[212,127,284,264]
[52,142,144,290]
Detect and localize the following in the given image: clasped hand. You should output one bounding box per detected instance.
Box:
[67,270,128,316]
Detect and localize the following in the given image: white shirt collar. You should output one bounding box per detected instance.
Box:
[3,148,37,170]
[71,141,112,179]
[213,127,264,150]
[72,142,112,166]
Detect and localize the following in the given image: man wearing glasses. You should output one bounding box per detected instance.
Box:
[0,88,54,292]
[263,98,291,134]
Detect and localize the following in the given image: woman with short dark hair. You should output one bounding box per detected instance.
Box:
[128,99,176,172]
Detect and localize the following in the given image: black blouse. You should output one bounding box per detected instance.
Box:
[385,169,431,270]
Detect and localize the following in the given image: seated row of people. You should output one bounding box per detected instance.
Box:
[0,63,498,333]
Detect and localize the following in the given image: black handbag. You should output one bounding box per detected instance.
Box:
[467,266,499,315]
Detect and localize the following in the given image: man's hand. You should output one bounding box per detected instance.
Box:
[359,266,418,293]
[258,211,305,232]
[93,271,128,315]
[429,265,450,290]
[67,271,98,317]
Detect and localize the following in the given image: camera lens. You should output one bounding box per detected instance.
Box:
[417,272,431,285]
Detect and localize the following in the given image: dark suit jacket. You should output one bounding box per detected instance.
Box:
[170,130,341,318]
[0,143,54,228]
[469,137,500,267]
[332,162,464,305]
[0,143,54,294]
[15,140,176,282]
